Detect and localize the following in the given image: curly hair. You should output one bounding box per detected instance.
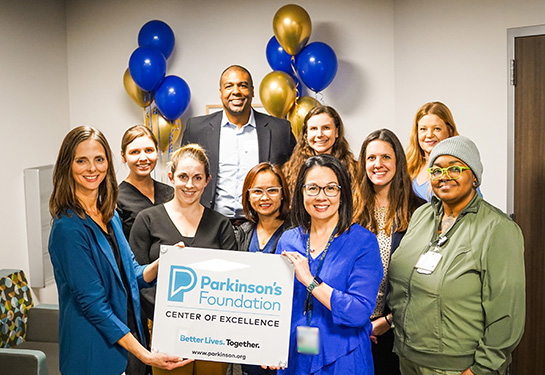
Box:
[282,106,362,220]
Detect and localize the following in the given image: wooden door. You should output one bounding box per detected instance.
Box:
[512,34,545,374]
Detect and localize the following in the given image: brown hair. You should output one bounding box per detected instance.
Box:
[120,125,158,155]
[49,126,118,222]
[406,101,459,180]
[357,129,421,235]
[282,106,361,220]
[169,143,210,179]
[242,162,290,223]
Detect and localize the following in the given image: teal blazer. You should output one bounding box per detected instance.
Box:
[49,210,152,375]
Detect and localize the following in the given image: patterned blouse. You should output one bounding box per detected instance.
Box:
[371,207,392,319]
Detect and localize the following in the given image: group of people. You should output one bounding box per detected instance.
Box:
[48,64,525,375]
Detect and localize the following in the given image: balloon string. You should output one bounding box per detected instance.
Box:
[315,91,324,105]
[144,106,157,181]
[291,56,300,100]
[155,107,164,179]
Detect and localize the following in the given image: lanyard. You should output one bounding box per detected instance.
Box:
[303,226,337,325]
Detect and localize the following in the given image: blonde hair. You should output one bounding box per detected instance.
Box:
[169,144,210,178]
[406,101,459,180]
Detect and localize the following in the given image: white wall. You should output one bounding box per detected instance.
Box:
[393,0,545,209]
[65,0,395,178]
[4,0,545,303]
[0,0,70,303]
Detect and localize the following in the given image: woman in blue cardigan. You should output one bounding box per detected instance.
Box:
[48,126,192,375]
[274,154,383,375]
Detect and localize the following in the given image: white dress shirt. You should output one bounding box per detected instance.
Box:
[215,110,259,218]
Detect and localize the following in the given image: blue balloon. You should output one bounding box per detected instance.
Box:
[129,47,166,92]
[138,20,175,59]
[155,75,191,121]
[296,42,338,93]
[266,36,294,74]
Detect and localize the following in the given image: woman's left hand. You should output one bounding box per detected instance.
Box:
[143,258,160,284]
[282,251,314,287]
[461,369,475,375]
[370,317,390,344]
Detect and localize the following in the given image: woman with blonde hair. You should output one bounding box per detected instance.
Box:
[406,102,459,201]
[117,125,173,239]
[282,106,362,219]
[130,143,236,375]
[48,126,191,375]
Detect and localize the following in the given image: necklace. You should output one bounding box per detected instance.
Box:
[257,222,283,248]
[307,226,337,254]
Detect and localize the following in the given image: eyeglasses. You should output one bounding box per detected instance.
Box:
[248,187,282,198]
[428,165,471,180]
[303,183,341,197]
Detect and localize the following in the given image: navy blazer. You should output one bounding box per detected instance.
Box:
[182,110,296,209]
[48,210,152,375]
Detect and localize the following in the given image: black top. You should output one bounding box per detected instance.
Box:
[102,222,140,342]
[129,204,237,320]
[116,180,174,240]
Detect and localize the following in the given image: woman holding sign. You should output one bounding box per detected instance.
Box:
[275,154,383,375]
[48,126,191,375]
[130,143,236,375]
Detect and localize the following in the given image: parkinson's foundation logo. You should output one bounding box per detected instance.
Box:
[168,266,197,302]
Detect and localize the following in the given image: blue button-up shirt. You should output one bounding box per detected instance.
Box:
[215,110,259,218]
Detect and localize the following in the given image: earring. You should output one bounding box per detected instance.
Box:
[473,181,477,187]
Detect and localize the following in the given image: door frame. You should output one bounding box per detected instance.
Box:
[507,24,545,215]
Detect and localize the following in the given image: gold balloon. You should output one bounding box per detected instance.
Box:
[273,4,312,56]
[123,68,152,108]
[287,96,319,138]
[259,71,297,118]
[144,107,182,152]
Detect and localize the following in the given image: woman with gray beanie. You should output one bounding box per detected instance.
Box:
[387,136,525,375]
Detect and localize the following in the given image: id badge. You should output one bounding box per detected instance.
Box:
[415,251,442,274]
[297,326,320,355]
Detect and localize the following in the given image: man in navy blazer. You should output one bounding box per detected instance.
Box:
[181,65,296,218]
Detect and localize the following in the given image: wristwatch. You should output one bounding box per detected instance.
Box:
[306,276,323,293]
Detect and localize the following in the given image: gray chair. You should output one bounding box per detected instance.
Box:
[0,304,60,375]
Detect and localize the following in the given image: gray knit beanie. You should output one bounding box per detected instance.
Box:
[428,135,483,187]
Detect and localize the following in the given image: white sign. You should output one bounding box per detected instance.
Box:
[151,246,294,367]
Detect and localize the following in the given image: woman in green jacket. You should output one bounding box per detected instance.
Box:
[388,136,525,375]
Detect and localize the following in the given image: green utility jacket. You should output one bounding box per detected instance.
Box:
[388,194,525,375]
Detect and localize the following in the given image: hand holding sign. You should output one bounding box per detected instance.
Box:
[152,246,294,368]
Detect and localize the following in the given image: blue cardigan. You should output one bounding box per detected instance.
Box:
[277,224,383,375]
[48,210,152,375]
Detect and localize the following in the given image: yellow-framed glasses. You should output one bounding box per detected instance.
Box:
[428,165,471,180]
